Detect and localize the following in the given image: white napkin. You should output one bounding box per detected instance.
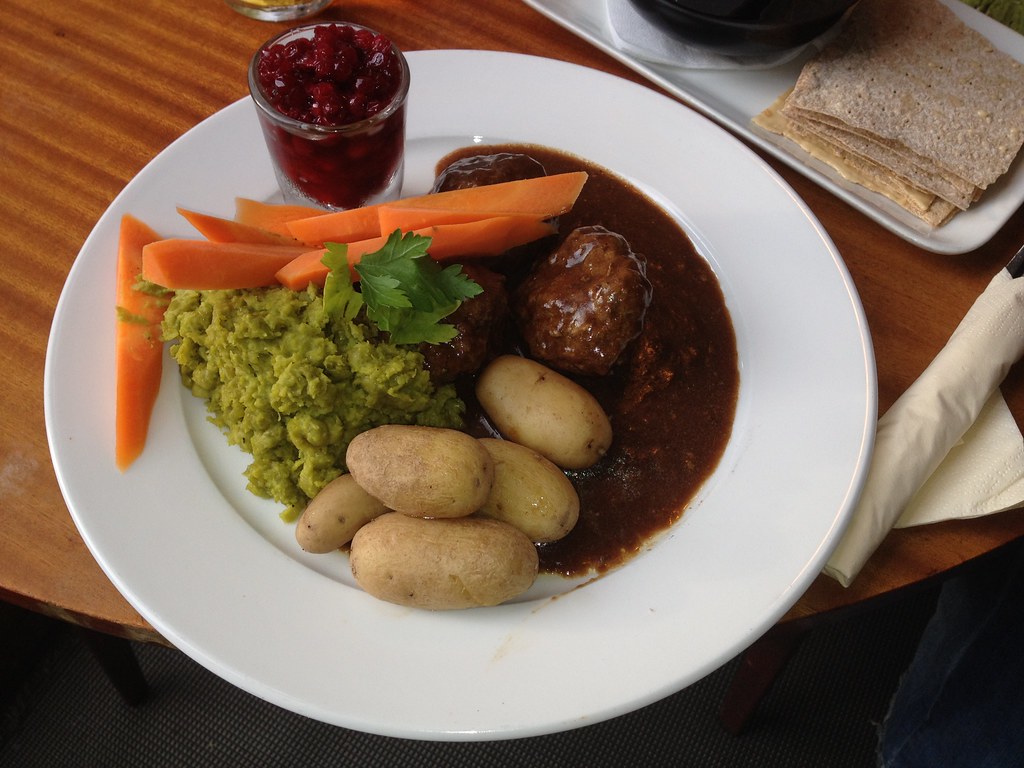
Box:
[825,267,1024,587]
[605,0,829,70]
[895,390,1024,527]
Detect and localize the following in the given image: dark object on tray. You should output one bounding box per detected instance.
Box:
[626,0,860,57]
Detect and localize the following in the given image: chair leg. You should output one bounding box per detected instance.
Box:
[76,627,149,706]
[719,620,810,735]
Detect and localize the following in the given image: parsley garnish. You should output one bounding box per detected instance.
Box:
[321,230,483,345]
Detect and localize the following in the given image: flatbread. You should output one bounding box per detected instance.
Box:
[785,111,979,209]
[784,0,1024,191]
[755,0,1024,226]
[754,92,958,226]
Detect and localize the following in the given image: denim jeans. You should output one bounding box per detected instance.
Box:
[878,539,1024,768]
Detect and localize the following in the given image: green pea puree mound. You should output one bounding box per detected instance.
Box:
[162,284,464,521]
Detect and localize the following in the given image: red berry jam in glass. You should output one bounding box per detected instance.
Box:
[248,23,409,210]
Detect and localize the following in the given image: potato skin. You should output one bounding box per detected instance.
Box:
[295,473,387,554]
[477,438,579,543]
[350,513,539,609]
[475,355,613,469]
[345,425,494,518]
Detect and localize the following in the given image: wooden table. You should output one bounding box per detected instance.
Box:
[3,0,1024,729]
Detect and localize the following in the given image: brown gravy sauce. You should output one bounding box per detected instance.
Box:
[437,144,740,578]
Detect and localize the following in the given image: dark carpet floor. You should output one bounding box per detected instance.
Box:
[0,583,940,768]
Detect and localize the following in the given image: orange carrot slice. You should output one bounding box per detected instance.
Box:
[178,207,300,245]
[375,206,507,235]
[115,214,169,470]
[233,197,323,237]
[386,171,588,213]
[285,204,382,246]
[142,239,309,290]
[275,236,390,291]
[418,215,556,261]
[275,215,557,290]
[286,172,587,246]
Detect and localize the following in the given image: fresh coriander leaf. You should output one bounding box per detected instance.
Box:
[368,228,434,265]
[361,234,481,303]
[363,303,403,335]
[358,269,411,313]
[321,243,364,321]
[324,229,483,345]
[437,263,484,302]
[387,306,462,345]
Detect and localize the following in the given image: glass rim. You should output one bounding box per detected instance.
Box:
[247,22,411,136]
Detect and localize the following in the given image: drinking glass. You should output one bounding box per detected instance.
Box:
[225,0,333,22]
[248,23,410,210]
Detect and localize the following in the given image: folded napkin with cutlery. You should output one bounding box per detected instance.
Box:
[825,258,1024,587]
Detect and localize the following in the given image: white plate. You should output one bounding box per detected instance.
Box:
[45,50,875,740]
[522,0,1024,255]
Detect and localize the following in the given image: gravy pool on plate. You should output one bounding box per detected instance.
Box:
[443,144,740,577]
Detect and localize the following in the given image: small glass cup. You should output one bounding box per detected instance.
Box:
[248,23,410,210]
[225,0,333,23]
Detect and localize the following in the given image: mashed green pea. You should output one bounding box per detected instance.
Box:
[162,284,464,521]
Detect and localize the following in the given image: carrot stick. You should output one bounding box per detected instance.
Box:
[386,171,588,213]
[275,215,557,290]
[275,235,390,291]
[233,197,323,237]
[286,171,587,246]
[285,204,382,246]
[418,215,556,261]
[115,214,169,470]
[142,239,309,290]
[375,206,507,235]
[178,207,300,245]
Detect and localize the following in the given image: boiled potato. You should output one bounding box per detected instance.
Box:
[345,425,493,518]
[350,513,539,609]
[475,355,612,469]
[477,438,579,543]
[295,473,387,554]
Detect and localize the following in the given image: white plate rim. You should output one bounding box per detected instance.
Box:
[521,0,1024,255]
[44,49,876,740]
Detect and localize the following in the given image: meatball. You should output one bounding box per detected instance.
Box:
[419,264,509,383]
[514,226,652,377]
[432,152,546,192]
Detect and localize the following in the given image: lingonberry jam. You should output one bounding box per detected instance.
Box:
[249,23,409,210]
